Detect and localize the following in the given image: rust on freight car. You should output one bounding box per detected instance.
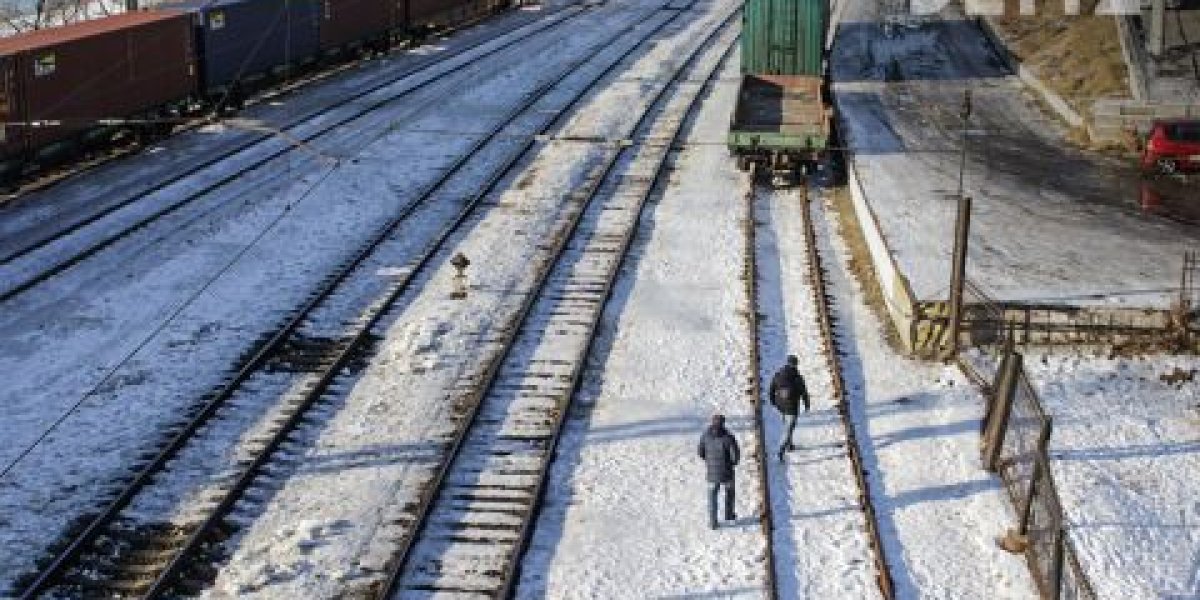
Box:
[320,0,399,53]
[409,0,507,32]
[0,10,197,168]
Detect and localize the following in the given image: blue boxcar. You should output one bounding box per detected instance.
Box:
[160,0,321,94]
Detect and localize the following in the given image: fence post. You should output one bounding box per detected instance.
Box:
[945,195,972,359]
[1002,456,1039,554]
[1003,417,1053,553]
[982,351,1021,472]
[981,333,1014,436]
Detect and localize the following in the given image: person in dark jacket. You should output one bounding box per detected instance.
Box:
[697,413,740,529]
[769,355,810,461]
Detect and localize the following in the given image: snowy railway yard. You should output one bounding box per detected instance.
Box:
[0,0,1199,597]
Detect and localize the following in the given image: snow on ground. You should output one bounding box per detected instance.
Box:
[830,0,1199,306]
[518,47,767,599]
[814,192,1037,598]
[0,4,644,591]
[1025,350,1200,599]
[517,34,1033,595]
[197,3,738,597]
[0,7,564,256]
[755,188,883,599]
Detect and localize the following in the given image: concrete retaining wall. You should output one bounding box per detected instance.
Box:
[1092,97,1200,140]
[845,160,922,353]
[1116,14,1149,102]
[979,13,1200,143]
[842,158,1180,356]
[976,16,1087,130]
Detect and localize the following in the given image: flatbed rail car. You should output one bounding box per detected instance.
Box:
[729,0,829,183]
[728,73,828,178]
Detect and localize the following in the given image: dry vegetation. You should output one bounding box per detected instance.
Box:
[828,187,907,353]
[993,0,1132,112]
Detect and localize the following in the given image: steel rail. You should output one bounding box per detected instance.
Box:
[0,4,528,203]
[18,7,666,598]
[798,187,897,599]
[0,3,582,304]
[376,6,741,597]
[742,167,780,600]
[496,20,742,600]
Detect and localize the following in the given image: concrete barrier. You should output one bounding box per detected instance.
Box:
[1115,14,1149,102]
[845,160,923,353]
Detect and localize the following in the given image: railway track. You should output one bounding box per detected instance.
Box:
[739,163,780,600]
[759,181,895,598]
[16,4,704,598]
[374,12,740,599]
[0,3,586,304]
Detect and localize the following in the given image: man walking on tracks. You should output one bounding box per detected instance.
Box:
[770,355,810,462]
[697,414,740,530]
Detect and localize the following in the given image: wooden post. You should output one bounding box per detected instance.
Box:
[1002,417,1052,552]
[983,350,1021,472]
[945,195,972,359]
[981,333,1014,436]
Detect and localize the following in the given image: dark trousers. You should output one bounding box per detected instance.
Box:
[707,479,735,525]
[780,413,798,452]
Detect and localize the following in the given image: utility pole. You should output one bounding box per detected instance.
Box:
[126,0,139,10]
[946,88,973,359]
[957,88,972,201]
[946,195,972,358]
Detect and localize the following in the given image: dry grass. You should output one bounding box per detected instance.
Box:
[826,186,907,353]
[994,2,1131,114]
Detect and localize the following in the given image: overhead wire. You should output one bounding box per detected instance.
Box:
[0,150,343,482]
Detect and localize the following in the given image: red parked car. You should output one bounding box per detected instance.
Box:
[1142,119,1200,174]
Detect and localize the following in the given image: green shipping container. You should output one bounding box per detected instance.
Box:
[741,0,826,76]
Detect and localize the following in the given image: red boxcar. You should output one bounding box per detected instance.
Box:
[320,0,400,52]
[0,10,197,169]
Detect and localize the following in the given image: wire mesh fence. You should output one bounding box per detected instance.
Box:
[996,371,1046,502]
[965,280,1098,600]
[959,279,1182,352]
[960,280,1008,379]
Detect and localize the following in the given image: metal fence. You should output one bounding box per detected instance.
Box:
[958,279,1181,350]
[963,282,1098,600]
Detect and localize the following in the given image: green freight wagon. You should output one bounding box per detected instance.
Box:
[729,0,830,183]
[741,0,825,76]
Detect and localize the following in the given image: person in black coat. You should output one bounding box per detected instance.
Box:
[697,413,740,529]
[769,355,810,461]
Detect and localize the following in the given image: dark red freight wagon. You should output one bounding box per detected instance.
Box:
[0,10,197,175]
[319,0,400,53]
[407,0,496,33]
